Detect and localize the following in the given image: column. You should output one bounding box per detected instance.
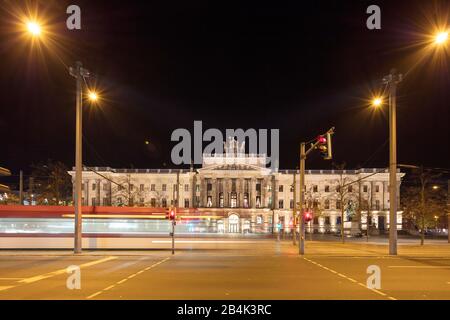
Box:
[211,178,217,207]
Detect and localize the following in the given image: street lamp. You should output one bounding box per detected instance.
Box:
[26,21,41,36]
[374,28,448,255]
[434,31,448,45]
[88,91,99,102]
[371,97,383,108]
[21,15,101,253]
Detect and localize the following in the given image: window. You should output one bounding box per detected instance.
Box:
[290,199,294,209]
[151,184,155,191]
[207,196,212,207]
[243,193,249,208]
[313,185,318,192]
[219,193,224,208]
[91,197,96,206]
[375,185,380,192]
[325,185,330,192]
[325,217,330,225]
[129,197,134,206]
[279,185,284,192]
[363,185,368,192]
[103,183,108,191]
[184,199,189,208]
[256,196,261,208]
[173,184,178,192]
[162,184,167,192]
[324,199,330,209]
[278,199,284,209]
[375,200,380,210]
[348,185,353,192]
[336,186,341,193]
[195,184,200,192]
[256,183,261,192]
[162,198,167,207]
[140,184,145,192]
[150,198,156,207]
[313,199,319,208]
[184,184,189,192]
[336,200,342,209]
[92,183,96,191]
[195,196,200,207]
[230,192,237,208]
[139,198,144,206]
[207,183,212,191]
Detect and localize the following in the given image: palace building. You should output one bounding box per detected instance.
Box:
[70,138,404,234]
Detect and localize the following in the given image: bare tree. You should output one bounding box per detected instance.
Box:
[111,174,146,207]
[328,163,358,243]
[31,160,72,205]
[402,167,446,245]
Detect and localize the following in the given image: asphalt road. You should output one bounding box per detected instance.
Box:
[1,239,450,300]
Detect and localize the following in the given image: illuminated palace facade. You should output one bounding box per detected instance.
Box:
[70,139,404,234]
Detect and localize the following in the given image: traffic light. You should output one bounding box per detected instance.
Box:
[169,208,176,220]
[316,133,332,160]
[166,207,176,220]
[303,211,313,222]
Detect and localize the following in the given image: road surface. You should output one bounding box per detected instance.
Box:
[1,238,450,300]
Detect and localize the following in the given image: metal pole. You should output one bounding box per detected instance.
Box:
[299,143,305,255]
[448,180,450,243]
[292,170,296,245]
[388,69,398,256]
[74,61,83,254]
[19,170,23,205]
[172,220,175,255]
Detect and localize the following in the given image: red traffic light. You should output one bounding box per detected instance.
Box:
[303,211,313,222]
[317,135,327,144]
[166,207,176,220]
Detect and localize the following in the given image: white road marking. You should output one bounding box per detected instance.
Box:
[303,257,397,300]
[19,256,117,284]
[0,286,15,291]
[86,257,171,299]
[388,266,450,269]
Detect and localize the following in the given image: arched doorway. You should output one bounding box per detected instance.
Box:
[228,214,240,233]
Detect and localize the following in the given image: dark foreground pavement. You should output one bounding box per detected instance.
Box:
[1,239,450,300]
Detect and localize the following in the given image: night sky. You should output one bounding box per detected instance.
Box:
[0,0,449,175]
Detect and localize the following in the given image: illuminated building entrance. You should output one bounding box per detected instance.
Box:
[228,214,240,233]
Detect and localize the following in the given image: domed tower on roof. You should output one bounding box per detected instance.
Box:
[202,137,268,168]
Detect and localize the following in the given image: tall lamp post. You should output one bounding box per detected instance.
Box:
[382,69,402,256]
[24,21,99,254]
[69,62,92,254]
[371,29,448,255]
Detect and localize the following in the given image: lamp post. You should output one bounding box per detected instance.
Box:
[381,69,402,256]
[68,62,99,254]
[371,30,448,255]
[69,61,92,254]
